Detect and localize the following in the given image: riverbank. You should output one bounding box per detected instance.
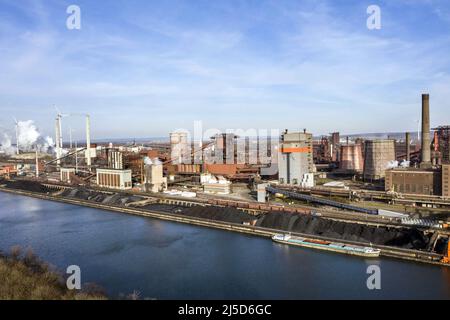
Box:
[0,181,449,267]
[0,247,106,300]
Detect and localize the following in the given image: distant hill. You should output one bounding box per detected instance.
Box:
[314,132,422,142]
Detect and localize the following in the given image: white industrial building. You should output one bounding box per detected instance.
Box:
[108,150,123,169]
[201,173,231,194]
[96,168,132,190]
[143,157,167,193]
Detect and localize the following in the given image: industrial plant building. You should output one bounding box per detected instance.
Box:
[201,173,232,194]
[96,168,132,190]
[278,130,315,186]
[443,164,450,198]
[385,164,450,198]
[313,132,340,164]
[385,168,442,195]
[143,158,167,193]
[384,94,450,197]
[432,126,450,165]
[108,150,123,169]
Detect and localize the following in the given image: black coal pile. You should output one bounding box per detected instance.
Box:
[2,180,51,193]
[61,188,90,200]
[181,205,257,224]
[142,203,185,213]
[256,212,430,249]
[60,188,144,206]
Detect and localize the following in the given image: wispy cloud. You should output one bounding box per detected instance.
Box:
[0,0,449,138]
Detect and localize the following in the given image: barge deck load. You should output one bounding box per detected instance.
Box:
[272,234,381,258]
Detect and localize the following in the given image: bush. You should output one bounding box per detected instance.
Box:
[0,246,106,300]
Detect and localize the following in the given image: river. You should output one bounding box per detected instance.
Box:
[0,191,449,299]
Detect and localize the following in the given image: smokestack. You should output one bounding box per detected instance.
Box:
[69,127,73,149]
[55,117,61,168]
[59,116,63,154]
[421,94,431,168]
[86,114,91,170]
[35,149,39,177]
[75,140,78,173]
[405,132,411,162]
[14,121,19,155]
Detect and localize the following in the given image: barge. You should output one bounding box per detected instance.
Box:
[272,234,381,258]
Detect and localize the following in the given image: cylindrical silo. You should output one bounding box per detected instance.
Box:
[339,144,364,172]
[363,139,396,180]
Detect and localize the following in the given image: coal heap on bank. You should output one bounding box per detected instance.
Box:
[1,180,51,193]
[1,179,431,251]
[181,205,257,224]
[256,212,429,249]
[60,188,144,206]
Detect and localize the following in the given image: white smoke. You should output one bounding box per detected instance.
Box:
[45,136,55,148]
[143,156,162,166]
[17,120,40,151]
[143,156,152,165]
[0,133,15,154]
[0,120,55,155]
[386,160,399,169]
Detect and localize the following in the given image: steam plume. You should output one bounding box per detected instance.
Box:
[0,120,55,155]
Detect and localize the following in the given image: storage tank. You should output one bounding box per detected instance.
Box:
[339,144,364,172]
[363,139,396,180]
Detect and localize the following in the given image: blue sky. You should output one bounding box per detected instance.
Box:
[0,0,449,140]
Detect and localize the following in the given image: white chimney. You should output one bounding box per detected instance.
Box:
[55,117,61,168]
[35,149,39,177]
[86,114,91,170]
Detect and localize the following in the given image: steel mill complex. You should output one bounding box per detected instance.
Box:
[1,93,449,267]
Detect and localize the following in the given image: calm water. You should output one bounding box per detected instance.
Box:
[0,191,449,299]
